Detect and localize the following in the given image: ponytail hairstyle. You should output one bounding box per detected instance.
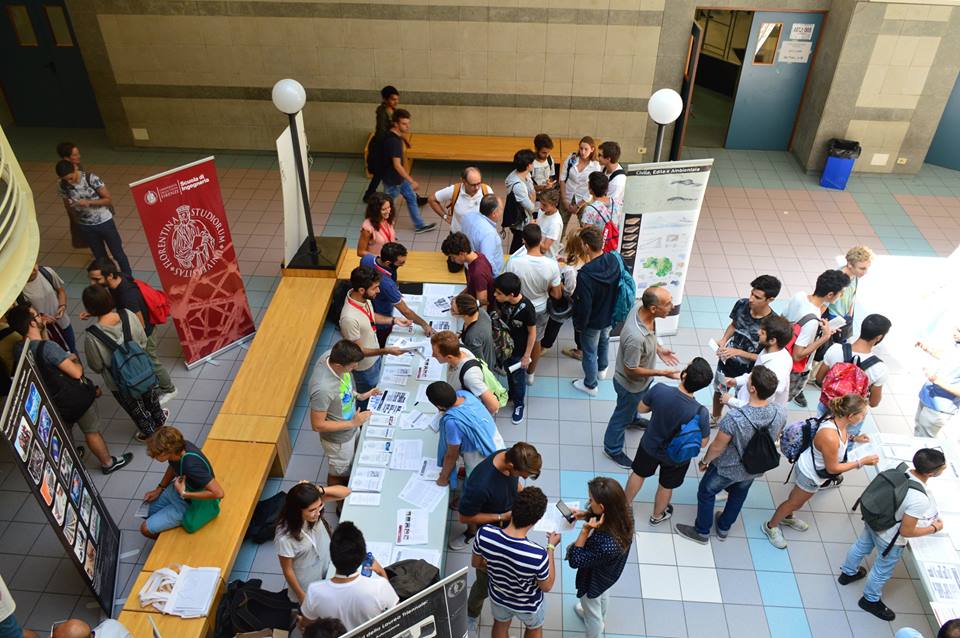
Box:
[587,476,634,551]
[564,232,588,266]
[578,136,597,162]
[828,394,868,420]
[277,482,325,542]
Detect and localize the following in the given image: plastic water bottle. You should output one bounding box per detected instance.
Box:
[361,552,374,577]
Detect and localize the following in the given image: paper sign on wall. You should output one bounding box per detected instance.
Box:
[790,23,815,40]
[779,40,813,63]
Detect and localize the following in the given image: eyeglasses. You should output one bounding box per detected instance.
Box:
[465,181,482,188]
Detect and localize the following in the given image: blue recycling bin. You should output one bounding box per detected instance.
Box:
[819,139,861,190]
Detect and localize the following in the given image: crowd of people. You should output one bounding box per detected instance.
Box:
[1,101,959,638]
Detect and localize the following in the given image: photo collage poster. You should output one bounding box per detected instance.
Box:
[0,347,120,615]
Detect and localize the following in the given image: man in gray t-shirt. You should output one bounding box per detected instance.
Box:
[676,365,786,544]
[309,340,379,485]
[603,289,680,468]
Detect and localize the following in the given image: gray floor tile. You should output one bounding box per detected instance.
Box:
[606,562,642,598]
[787,540,834,575]
[30,526,67,558]
[812,512,857,543]
[725,603,771,638]
[0,490,29,521]
[44,558,89,595]
[890,614,934,638]
[684,602,728,638]
[558,445,594,471]
[805,608,853,638]
[717,568,762,605]
[795,573,845,610]
[526,419,559,444]
[0,522,47,555]
[881,577,925,615]
[11,555,59,591]
[641,599,686,638]
[845,610,894,638]
[541,592,562,631]
[527,469,559,498]
[712,536,754,570]
[24,592,79,630]
[536,443,560,470]
[250,542,283,574]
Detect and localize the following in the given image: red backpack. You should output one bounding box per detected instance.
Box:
[784,314,819,374]
[819,343,880,407]
[134,279,170,325]
[587,203,620,253]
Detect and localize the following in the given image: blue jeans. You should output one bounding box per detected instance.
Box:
[694,465,754,535]
[504,354,526,406]
[353,356,383,410]
[841,525,903,602]
[77,218,132,277]
[62,324,77,354]
[0,615,23,638]
[146,483,189,534]
[580,327,610,389]
[384,181,427,229]
[604,379,647,455]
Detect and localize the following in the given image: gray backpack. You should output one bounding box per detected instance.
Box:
[852,462,926,556]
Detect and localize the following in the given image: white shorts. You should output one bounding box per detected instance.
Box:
[321,431,358,477]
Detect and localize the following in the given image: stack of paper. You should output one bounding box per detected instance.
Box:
[369,390,409,416]
[534,501,580,534]
[416,358,445,382]
[365,426,396,440]
[399,412,437,431]
[390,440,423,470]
[398,473,446,512]
[362,440,392,455]
[924,563,960,601]
[369,414,399,427]
[165,566,220,617]
[350,467,387,492]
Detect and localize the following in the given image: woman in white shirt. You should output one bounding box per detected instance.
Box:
[541,234,588,360]
[275,481,351,602]
[763,394,878,549]
[559,136,601,226]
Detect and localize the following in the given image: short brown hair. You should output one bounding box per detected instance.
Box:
[147,426,187,458]
[392,108,411,123]
[505,442,542,476]
[452,293,478,316]
[430,330,460,357]
[845,245,874,265]
[538,188,560,207]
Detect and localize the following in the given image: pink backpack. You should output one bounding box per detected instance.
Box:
[819,343,880,407]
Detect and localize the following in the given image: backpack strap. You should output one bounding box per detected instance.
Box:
[118,310,135,345]
[858,355,881,372]
[86,324,120,354]
[447,183,462,213]
[458,358,482,389]
[564,153,577,181]
[39,266,57,291]
[608,168,626,181]
[842,343,853,363]
[0,326,14,341]
[797,313,818,327]
[881,483,927,557]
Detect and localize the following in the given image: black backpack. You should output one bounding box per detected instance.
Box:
[35,341,97,424]
[385,559,440,601]
[732,407,781,475]
[214,579,297,638]
[501,188,524,231]
[245,491,287,544]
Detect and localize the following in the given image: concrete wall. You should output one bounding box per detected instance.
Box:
[62,0,960,173]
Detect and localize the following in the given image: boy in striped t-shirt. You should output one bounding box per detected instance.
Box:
[472,486,560,637]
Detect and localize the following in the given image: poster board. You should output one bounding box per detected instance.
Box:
[620,159,713,336]
[343,568,468,638]
[0,346,121,615]
[277,111,310,266]
[129,157,256,367]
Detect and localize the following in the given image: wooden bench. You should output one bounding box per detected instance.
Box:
[118,606,210,638]
[215,277,335,475]
[407,133,581,164]
[143,440,274,575]
[338,249,467,286]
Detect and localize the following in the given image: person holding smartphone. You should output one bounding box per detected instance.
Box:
[565,477,634,638]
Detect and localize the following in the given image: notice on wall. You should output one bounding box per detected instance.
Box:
[779,40,813,64]
[344,568,467,638]
[1,348,121,615]
[789,23,815,40]
[620,159,713,336]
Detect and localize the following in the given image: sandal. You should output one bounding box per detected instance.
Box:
[562,348,583,361]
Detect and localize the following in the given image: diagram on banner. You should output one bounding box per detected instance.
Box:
[631,213,696,305]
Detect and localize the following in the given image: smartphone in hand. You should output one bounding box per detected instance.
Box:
[556,500,575,524]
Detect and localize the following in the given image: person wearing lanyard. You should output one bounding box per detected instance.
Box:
[360,242,433,347]
[340,266,412,408]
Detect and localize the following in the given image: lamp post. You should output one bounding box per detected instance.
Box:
[272,78,318,263]
[648,88,683,162]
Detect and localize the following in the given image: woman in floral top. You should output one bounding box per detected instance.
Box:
[579,172,617,233]
[566,476,634,638]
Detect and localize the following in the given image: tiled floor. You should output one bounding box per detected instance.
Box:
[2,127,960,637]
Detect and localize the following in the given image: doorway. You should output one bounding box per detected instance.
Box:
[926,73,960,171]
[0,1,102,127]
[678,8,824,153]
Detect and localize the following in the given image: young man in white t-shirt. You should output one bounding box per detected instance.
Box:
[531,133,557,192]
[504,224,562,385]
[837,448,945,622]
[816,313,891,443]
[597,140,626,208]
[431,330,500,415]
[782,269,849,407]
[534,188,564,260]
[300,522,398,632]
[427,166,492,233]
[723,315,795,409]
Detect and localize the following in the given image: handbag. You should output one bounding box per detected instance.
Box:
[180,451,221,533]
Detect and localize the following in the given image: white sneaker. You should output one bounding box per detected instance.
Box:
[158,388,178,405]
[467,616,479,638]
[527,373,536,386]
[598,367,609,379]
[572,379,598,397]
[762,522,787,549]
[574,602,585,620]
[781,516,810,532]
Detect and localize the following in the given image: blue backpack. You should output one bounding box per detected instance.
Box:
[87,311,158,398]
[610,251,636,326]
[664,413,704,464]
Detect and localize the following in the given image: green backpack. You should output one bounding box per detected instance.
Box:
[459,358,508,408]
[852,462,926,556]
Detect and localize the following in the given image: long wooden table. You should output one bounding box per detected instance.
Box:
[338,249,467,286]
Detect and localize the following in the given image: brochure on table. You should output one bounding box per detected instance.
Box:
[341,283,460,571]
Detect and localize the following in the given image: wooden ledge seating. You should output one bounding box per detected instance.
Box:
[407,134,583,164]
[338,249,467,285]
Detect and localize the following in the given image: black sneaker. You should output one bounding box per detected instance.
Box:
[649,504,674,525]
[102,452,133,475]
[414,222,437,234]
[76,446,86,460]
[858,597,895,621]
[837,567,866,586]
[820,476,844,489]
[628,417,650,430]
[793,393,808,408]
[603,449,633,469]
[416,196,429,207]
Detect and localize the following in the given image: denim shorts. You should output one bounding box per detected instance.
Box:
[145,483,189,534]
[0,615,23,638]
[794,468,823,494]
[490,600,545,628]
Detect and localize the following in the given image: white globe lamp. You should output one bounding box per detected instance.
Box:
[648,88,683,161]
[272,78,317,262]
[272,79,306,115]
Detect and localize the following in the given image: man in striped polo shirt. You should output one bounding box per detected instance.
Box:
[472,486,560,638]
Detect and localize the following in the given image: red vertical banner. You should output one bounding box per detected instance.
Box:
[130,157,256,367]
